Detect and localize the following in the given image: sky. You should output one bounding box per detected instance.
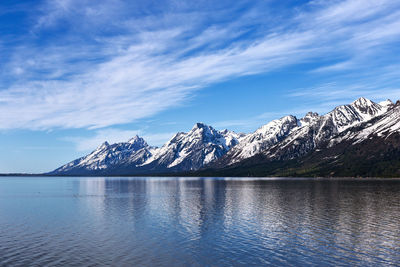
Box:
[0,0,400,173]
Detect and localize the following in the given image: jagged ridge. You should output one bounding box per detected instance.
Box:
[51,123,244,175]
[50,97,399,177]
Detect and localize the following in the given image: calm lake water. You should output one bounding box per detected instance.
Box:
[0,177,399,266]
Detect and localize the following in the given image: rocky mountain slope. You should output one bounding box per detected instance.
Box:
[139,123,244,172]
[50,97,399,177]
[202,99,400,177]
[262,97,393,161]
[209,97,393,167]
[212,115,298,167]
[51,135,154,175]
[50,123,244,175]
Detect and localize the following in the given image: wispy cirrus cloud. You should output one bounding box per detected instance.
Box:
[289,79,400,107]
[1,0,400,130]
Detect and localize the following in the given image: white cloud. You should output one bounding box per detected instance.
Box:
[312,61,354,73]
[289,81,400,105]
[1,0,400,130]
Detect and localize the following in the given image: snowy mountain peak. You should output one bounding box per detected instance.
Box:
[324,97,388,132]
[350,97,385,118]
[192,122,208,130]
[257,115,297,133]
[191,122,213,133]
[127,135,149,149]
[128,135,140,143]
[139,122,242,170]
[352,97,373,106]
[51,136,153,174]
[218,115,298,165]
[98,141,110,150]
[299,112,320,126]
[379,99,394,108]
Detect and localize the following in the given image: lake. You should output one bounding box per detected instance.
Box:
[0,177,399,266]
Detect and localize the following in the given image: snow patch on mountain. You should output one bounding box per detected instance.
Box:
[53,135,153,173]
[353,103,400,143]
[141,122,244,170]
[221,115,298,165]
[299,112,320,127]
[262,97,393,160]
[378,99,394,109]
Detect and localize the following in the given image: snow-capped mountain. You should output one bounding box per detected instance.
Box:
[50,97,399,177]
[213,97,392,166]
[209,100,400,177]
[329,99,399,147]
[51,123,244,175]
[214,115,298,166]
[51,135,153,175]
[262,97,393,161]
[140,123,244,172]
[326,97,389,132]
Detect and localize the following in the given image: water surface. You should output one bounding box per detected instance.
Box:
[0,177,399,266]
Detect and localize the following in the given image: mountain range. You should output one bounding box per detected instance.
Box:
[49,97,400,177]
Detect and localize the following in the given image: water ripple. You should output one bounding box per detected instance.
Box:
[0,177,399,266]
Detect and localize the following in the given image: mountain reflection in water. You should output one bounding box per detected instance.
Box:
[0,177,399,266]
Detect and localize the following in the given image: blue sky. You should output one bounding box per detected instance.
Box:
[1,0,400,173]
